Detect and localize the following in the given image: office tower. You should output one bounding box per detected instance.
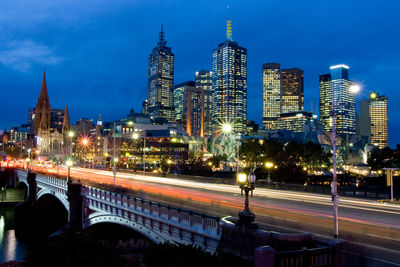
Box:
[276,111,314,132]
[360,92,388,149]
[174,81,204,137]
[212,19,247,134]
[319,64,357,135]
[195,70,213,136]
[262,63,281,129]
[148,25,175,123]
[281,68,304,113]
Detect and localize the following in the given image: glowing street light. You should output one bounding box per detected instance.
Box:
[349,84,360,93]
[66,159,73,180]
[237,172,257,228]
[222,123,232,134]
[265,161,274,183]
[331,82,361,239]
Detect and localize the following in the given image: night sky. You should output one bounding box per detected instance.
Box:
[0,0,399,147]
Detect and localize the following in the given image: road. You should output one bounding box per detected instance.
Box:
[39,166,400,266]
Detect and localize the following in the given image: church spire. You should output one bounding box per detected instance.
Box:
[34,71,51,134]
[62,104,70,133]
[39,72,49,103]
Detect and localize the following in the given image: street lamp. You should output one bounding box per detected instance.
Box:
[331,82,360,239]
[237,172,257,228]
[80,137,91,168]
[167,159,173,174]
[132,132,146,174]
[68,131,75,157]
[265,161,273,183]
[221,122,240,175]
[66,159,73,181]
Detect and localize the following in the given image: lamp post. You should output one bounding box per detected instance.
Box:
[237,172,257,228]
[66,159,73,182]
[265,161,274,183]
[167,159,173,174]
[68,131,75,158]
[132,132,146,175]
[222,123,240,175]
[331,83,360,239]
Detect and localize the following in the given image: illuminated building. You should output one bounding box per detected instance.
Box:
[360,92,388,149]
[262,63,281,129]
[277,111,315,132]
[174,81,204,137]
[281,68,304,113]
[33,72,69,155]
[212,19,247,134]
[319,64,357,134]
[195,70,213,136]
[148,25,175,123]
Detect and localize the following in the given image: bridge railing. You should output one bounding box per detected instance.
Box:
[84,186,221,235]
[275,247,334,267]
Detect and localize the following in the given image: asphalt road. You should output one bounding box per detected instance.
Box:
[39,166,400,266]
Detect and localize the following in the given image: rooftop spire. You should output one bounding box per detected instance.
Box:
[39,71,49,102]
[62,104,70,133]
[226,6,233,41]
[158,24,167,47]
[97,113,103,126]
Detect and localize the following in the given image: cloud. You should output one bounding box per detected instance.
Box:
[0,40,63,72]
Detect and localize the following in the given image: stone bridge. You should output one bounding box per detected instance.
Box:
[16,169,221,252]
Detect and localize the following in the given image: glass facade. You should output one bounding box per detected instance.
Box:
[148,26,175,123]
[174,81,204,137]
[262,63,281,129]
[319,65,357,135]
[195,70,213,136]
[360,93,388,149]
[281,68,304,113]
[212,39,247,134]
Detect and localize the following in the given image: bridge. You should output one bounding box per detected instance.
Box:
[16,169,222,252]
[12,167,400,266]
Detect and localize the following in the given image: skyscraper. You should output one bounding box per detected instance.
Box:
[319,64,357,135]
[360,92,388,149]
[173,81,204,137]
[281,68,304,113]
[212,19,247,134]
[262,63,281,129]
[148,25,175,123]
[195,70,213,136]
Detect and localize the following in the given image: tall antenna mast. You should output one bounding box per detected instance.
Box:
[226,6,233,41]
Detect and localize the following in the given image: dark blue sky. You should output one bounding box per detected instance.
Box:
[0,0,399,147]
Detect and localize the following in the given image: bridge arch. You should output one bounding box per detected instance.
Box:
[37,189,70,213]
[83,211,170,244]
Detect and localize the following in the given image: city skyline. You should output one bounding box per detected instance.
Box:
[0,1,399,146]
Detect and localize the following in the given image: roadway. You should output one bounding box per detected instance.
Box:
[40,166,400,266]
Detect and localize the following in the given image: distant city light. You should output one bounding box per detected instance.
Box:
[330,64,349,70]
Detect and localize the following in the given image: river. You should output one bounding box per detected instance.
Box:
[0,206,26,262]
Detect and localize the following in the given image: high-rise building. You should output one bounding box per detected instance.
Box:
[319,64,357,135]
[281,68,304,113]
[174,81,204,137]
[212,19,247,134]
[148,25,175,123]
[262,63,281,129]
[360,92,388,149]
[195,70,213,136]
[277,111,315,132]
